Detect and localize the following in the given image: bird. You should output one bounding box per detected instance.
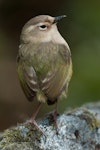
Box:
[17,15,72,131]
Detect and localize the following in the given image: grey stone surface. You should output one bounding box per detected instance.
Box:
[0,102,100,150]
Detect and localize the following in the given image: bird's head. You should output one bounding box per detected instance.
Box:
[20,15,66,44]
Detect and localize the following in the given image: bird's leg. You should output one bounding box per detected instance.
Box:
[31,102,42,122]
[47,100,59,128]
[53,100,58,128]
[27,102,43,133]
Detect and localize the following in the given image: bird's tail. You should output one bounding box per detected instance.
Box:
[36,90,47,103]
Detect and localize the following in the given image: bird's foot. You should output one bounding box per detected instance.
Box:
[46,110,59,132]
[25,119,44,135]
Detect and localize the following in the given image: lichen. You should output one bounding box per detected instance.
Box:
[0,102,100,150]
[0,123,42,149]
[67,107,100,130]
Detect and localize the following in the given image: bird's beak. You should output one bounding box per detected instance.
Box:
[53,15,66,24]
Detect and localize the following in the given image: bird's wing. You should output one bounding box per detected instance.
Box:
[17,53,39,101]
[39,44,72,104]
[17,42,72,103]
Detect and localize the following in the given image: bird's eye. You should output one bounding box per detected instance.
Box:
[39,25,47,30]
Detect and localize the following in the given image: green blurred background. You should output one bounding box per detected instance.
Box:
[0,0,100,130]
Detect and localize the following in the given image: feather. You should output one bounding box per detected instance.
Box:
[17,42,72,104]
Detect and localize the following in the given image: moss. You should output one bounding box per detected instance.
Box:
[78,108,99,129]
[0,103,100,150]
[0,123,42,149]
[68,107,100,130]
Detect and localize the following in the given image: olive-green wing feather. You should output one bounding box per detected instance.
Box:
[17,55,38,101]
[40,44,72,104]
[17,42,72,104]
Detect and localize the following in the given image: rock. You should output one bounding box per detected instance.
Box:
[0,102,100,150]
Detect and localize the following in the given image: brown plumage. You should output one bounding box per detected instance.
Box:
[17,15,72,131]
